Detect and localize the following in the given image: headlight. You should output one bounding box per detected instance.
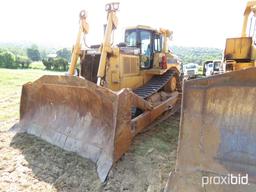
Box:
[79,10,87,19]
[105,2,119,11]
[105,3,111,11]
[113,2,119,11]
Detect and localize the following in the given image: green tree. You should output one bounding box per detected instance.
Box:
[0,51,17,68]
[42,58,52,70]
[27,46,41,61]
[16,55,32,68]
[56,48,71,62]
[53,58,68,71]
[42,57,68,71]
[171,46,222,64]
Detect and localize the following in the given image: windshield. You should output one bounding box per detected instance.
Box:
[208,63,213,68]
[213,61,220,69]
[140,31,151,55]
[125,30,137,47]
[185,64,197,69]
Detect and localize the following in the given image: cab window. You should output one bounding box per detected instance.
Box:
[140,30,152,69]
[154,35,162,52]
[140,31,151,55]
[125,30,137,47]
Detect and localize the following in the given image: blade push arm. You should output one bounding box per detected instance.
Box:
[241,0,256,37]
[68,10,89,76]
[159,28,173,53]
[97,2,119,86]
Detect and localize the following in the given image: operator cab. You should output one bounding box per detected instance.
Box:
[124,25,164,69]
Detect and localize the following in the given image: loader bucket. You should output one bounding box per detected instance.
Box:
[165,68,256,192]
[12,75,133,182]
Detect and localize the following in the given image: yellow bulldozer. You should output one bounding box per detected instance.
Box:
[13,3,181,181]
[165,1,256,191]
[223,0,256,72]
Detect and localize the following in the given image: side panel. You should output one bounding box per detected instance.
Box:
[119,54,144,89]
[224,37,252,60]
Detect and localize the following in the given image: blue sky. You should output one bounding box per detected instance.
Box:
[0,0,249,48]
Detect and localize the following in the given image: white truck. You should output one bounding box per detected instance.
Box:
[182,63,199,79]
[203,60,221,76]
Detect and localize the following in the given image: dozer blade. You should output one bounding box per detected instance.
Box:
[12,75,133,182]
[13,75,179,182]
[165,68,256,192]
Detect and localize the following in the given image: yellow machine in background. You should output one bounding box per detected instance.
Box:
[165,1,256,191]
[13,2,181,182]
[224,1,256,71]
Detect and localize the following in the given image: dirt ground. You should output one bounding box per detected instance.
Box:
[0,115,179,192]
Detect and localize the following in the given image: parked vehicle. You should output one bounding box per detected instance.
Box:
[203,60,221,76]
[182,63,199,79]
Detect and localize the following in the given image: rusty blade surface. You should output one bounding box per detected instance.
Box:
[165,68,256,192]
[13,75,121,182]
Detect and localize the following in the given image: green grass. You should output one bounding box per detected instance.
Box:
[0,69,61,131]
[133,116,180,156]
[29,61,45,70]
[197,65,203,75]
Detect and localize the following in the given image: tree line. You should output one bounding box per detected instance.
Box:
[0,43,223,70]
[171,46,223,65]
[0,44,71,71]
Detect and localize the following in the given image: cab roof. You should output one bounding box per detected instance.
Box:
[125,25,172,37]
[125,25,157,32]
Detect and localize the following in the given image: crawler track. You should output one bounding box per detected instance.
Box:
[133,70,174,99]
[132,70,178,117]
